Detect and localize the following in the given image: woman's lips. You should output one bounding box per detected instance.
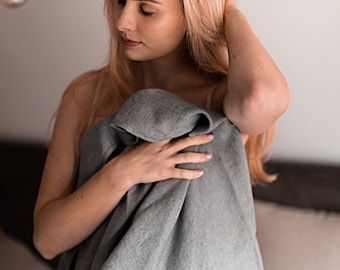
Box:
[122,37,142,47]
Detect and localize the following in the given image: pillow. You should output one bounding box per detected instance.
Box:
[253,161,340,212]
[255,200,340,270]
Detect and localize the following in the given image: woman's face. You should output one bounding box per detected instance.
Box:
[114,0,187,61]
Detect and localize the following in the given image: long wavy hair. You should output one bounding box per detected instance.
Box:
[62,0,276,184]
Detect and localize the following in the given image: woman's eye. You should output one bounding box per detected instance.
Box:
[117,0,126,6]
[140,7,153,16]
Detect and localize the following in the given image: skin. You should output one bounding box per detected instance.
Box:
[115,0,187,62]
[33,0,289,260]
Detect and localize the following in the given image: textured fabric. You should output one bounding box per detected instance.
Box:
[57,88,263,270]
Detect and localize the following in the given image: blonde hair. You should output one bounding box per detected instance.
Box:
[63,0,276,184]
[181,0,276,184]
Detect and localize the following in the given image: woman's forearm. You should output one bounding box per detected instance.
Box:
[33,170,130,260]
[223,5,289,135]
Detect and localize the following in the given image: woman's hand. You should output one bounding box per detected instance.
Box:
[105,134,214,189]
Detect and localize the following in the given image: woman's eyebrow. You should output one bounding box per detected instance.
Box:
[135,0,162,4]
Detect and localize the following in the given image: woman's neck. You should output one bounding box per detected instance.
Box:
[131,43,196,92]
[137,60,210,94]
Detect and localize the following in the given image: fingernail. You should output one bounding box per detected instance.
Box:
[206,154,212,159]
[207,134,214,140]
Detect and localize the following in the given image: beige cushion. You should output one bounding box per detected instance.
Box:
[255,200,340,270]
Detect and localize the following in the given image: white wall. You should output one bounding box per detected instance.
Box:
[0,0,108,140]
[0,0,339,164]
[238,0,340,164]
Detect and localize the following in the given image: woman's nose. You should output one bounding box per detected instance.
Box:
[116,5,136,32]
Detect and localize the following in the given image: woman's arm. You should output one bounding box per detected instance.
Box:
[33,79,213,260]
[222,2,289,135]
[33,82,131,260]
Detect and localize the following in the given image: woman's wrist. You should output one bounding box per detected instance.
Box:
[104,159,136,195]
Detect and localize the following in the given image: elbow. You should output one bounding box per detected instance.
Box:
[224,80,290,135]
[33,228,59,260]
[271,78,290,121]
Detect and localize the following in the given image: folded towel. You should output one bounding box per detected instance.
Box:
[57,89,263,270]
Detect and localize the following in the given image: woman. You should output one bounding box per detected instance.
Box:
[33,0,289,266]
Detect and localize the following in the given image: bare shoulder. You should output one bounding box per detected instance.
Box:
[52,69,105,152]
[60,69,103,118]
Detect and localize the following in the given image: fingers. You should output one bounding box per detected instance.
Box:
[174,152,212,165]
[166,135,213,180]
[160,133,214,170]
[165,134,214,152]
[115,134,214,184]
[169,168,204,180]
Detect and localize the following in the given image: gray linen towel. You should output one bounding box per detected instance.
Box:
[57,88,263,270]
